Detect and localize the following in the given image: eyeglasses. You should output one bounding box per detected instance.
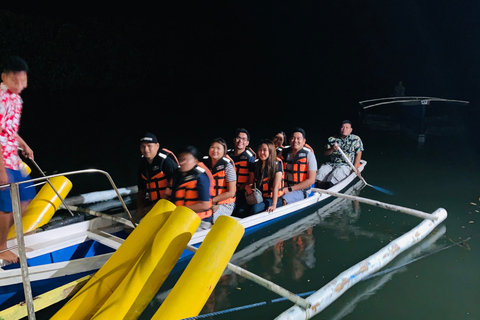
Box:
[236,136,248,141]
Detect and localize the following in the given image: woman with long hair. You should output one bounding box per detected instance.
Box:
[246,139,284,215]
[203,138,237,222]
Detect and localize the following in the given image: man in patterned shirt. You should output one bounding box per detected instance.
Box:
[316,120,364,188]
[0,56,36,263]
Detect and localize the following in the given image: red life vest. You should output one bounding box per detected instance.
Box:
[203,156,236,205]
[172,165,213,219]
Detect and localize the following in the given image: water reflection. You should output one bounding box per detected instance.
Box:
[198,181,367,314]
[326,225,446,320]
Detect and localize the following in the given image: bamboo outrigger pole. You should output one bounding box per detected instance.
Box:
[312,188,437,221]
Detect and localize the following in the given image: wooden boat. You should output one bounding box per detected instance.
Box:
[359,96,469,144]
[0,161,366,314]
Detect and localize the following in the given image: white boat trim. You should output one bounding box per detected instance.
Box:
[0,253,112,286]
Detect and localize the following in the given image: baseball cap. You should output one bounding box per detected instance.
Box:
[140,132,158,144]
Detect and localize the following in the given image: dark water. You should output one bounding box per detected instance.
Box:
[22,89,480,319]
[138,130,479,320]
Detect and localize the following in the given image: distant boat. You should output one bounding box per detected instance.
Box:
[358,96,470,144]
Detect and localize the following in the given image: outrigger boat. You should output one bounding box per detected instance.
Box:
[0,160,368,314]
[359,96,469,145]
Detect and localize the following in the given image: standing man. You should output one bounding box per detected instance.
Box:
[316,120,364,188]
[227,128,255,216]
[279,127,317,205]
[137,132,178,220]
[0,56,36,263]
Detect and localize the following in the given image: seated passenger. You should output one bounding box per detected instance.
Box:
[228,128,256,217]
[316,120,364,188]
[169,146,213,230]
[279,127,317,205]
[246,139,284,215]
[137,132,178,220]
[203,138,236,222]
[272,131,287,156]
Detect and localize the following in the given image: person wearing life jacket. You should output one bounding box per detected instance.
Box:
[246,139,284,215]
[203,138,236,222]
[169,146,213,230]
[272,131,287,156]
[227,128,256,217]
[278,127,317,205]
[315,120,363,189]
[137,132,178,220]
[274,130,314,156]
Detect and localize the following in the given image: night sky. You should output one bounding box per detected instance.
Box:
[1,1,479,186]
[3,1,479,103]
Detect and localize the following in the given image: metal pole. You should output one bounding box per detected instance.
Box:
[23,154,74,217]
[11,183,36,319]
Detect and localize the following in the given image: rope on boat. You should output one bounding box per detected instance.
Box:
[180,291,316,319]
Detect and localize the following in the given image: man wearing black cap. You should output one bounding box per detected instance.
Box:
[316,120,364,188]
[137,132,178,220]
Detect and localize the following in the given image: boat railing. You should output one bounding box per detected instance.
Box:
[4,168,135,320]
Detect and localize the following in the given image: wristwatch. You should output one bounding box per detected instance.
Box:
[288,187,293,192]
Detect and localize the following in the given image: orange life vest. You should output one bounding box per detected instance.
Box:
[161,147,179,165]
[203,156,236,205]
[281,146,312,186]
[171,165,213,220]
[255,159,285,199]
[139,150,176,201]
[304,143,314,154]
[228,148,255,186]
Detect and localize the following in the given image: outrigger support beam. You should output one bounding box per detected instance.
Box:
[186,245,312,310]
[312,188,437,221]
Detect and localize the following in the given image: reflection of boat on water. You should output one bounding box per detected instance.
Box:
[180,179,447,319]
[229,180,366,269]
[359,96,469,144]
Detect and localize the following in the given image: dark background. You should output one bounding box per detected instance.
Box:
[0,1,479,191]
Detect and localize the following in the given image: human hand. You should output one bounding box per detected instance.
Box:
[19,145,34,159]
[267,204,276,213]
